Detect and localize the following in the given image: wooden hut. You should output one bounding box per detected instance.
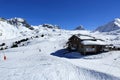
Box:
[67,34,108,55]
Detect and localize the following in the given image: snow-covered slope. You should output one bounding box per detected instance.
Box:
[0,19,21,40]
[0,17,34,40]
[8,17,34,30]
[0,31,120,80]
[0,17,120,80]
[95,18,120,32]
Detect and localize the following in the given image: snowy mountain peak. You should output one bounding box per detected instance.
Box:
[95,18,120,32]
[0,17,35,40]
[8,17,34,30]
[114,18,120,27]
[114,18,120,22]
[75,25,85,30]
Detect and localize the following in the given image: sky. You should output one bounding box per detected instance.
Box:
[0,0,120,30]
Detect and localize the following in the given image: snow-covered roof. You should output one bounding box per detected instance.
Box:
[113,44,120,48]
[79,36,94,40]
[81,40,106,45]
[78,35,95,40]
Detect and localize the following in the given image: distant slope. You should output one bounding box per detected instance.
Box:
[95,18,120,32]
[0,17,34,40]
[0,19,21,40]
[75,25,85,30]
[8,17,34,30]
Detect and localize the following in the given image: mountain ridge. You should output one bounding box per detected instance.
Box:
[95,18,120,32]
[0,17,35,40]
[75,25,85,30]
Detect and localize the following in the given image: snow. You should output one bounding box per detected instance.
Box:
[81,40,106,45]
[0,18,35,40]
[95,18,120,32]
[114,18,120,27]
[0,29,120,80]
[79,35,94,40]
[0,21,21,40]
[0,38,120,80]
[15,17,25,22]
[66,51,120,78]
[0,18,120,80]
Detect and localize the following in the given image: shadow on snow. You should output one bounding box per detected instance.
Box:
[51,49,107,59]
[51,49,84,59]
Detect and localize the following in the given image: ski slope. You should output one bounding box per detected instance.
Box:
[0,32,120,80]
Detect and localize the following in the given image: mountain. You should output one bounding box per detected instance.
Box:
[0,18,21,40]
[42,24,60,29]
[75,25,85,30]
[8,17,34,30]
[0,23,120,80]
[0,17,34,40]
[0,17,63,40]
[0,17,120,80]
[95,18,120,32]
